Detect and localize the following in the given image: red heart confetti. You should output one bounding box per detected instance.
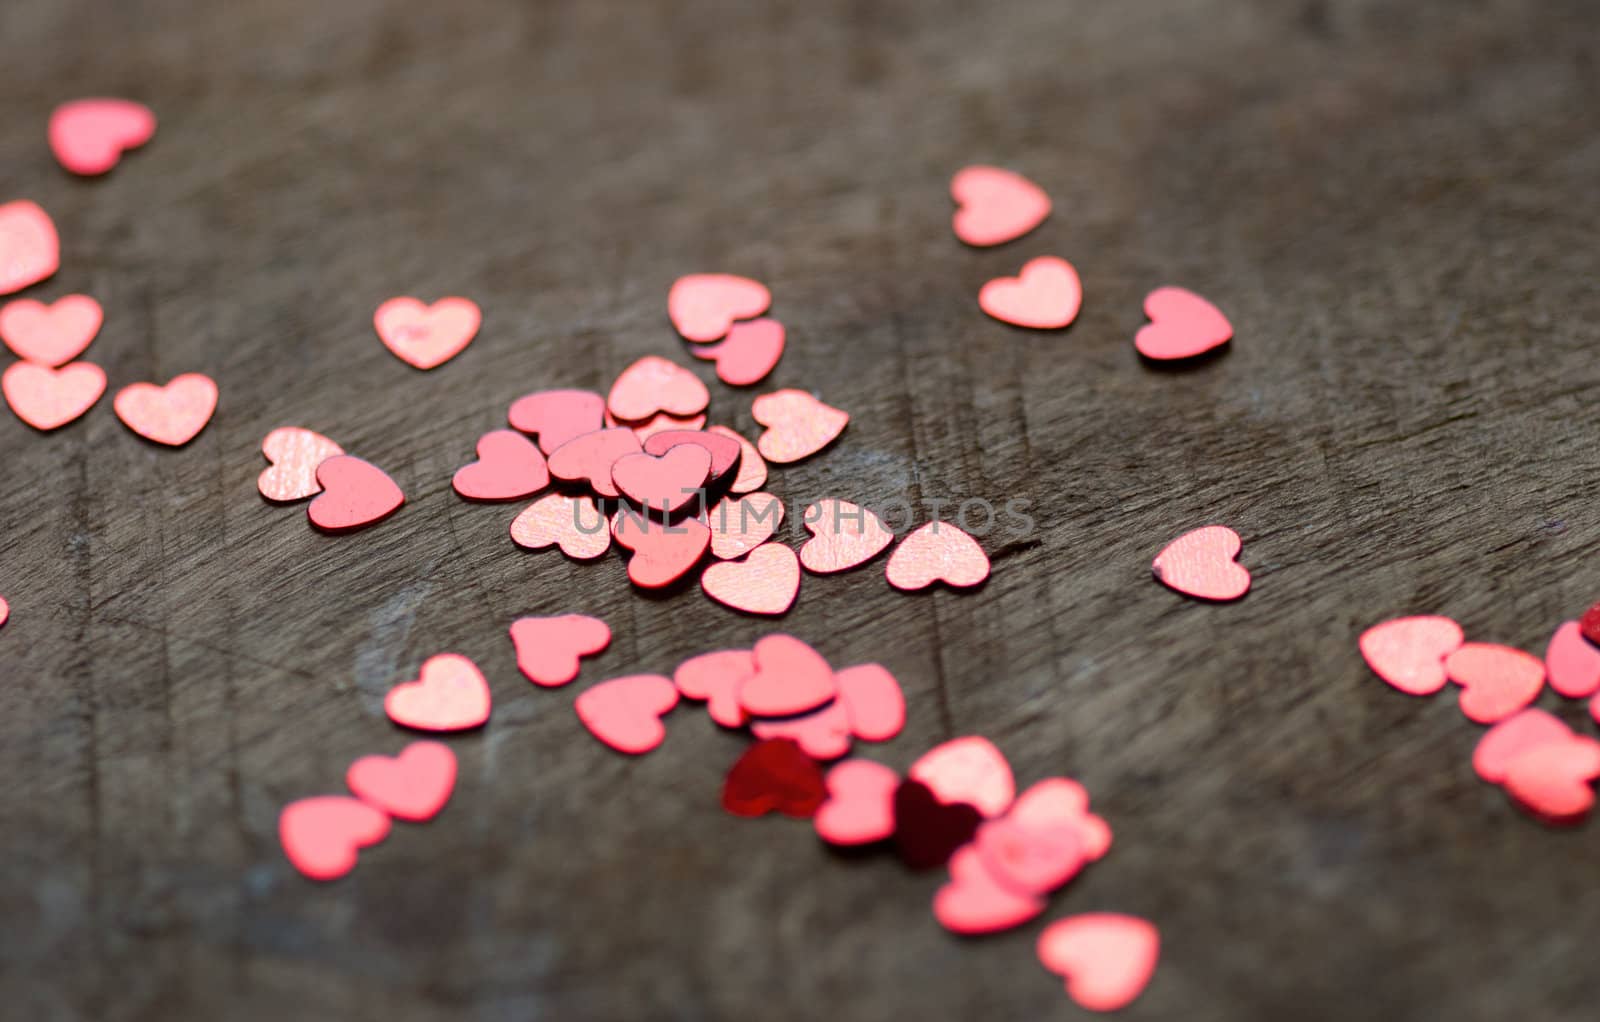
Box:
[814,759,900,846]
[739,633,836,718]
[1580,600,1600,647]
[1502,737,1600,822]
[113,373,218,446]
[0,294,101,366]
[1036,913,1160,1012]
[611,444,713,514]
[1151,524,1249,601]
[453,429,549,502]
[909,736,1015,818]
[547,427,643,498]
[1544,620,1600,699]
[1135,287,1232,361]
[1443,642,1545,724]
[575,674,678,754]
[701,542,801,616]
[751,389,848,464]
[751,700,853,760]
[279,796,390,881]
[707,493,785,559]
[1473,709,1574,784]
[49,98,156,176]
[2,361,105,430]
[610,510,711,588]
[885,522,990,591]
[979,256,1083,330]
[798,499,895,574]
[308,455,404,532]
[510,493,610,560]
[689,317,785,386]
[374,296,480,370]
[0,200,59,295]
[669,273,771,342]
[346,741,457,822]
[384,653,491,732]
[507,388,607,454]
[721,737,826,818]
[934,845,1045,935]
[607,355,710,422]
[258,427,343,503]
[951,165,1051,247]
[644,428,743,484]
[673,649,755,728]
[510,613,611,687]
[709,425,767,493]
[1359,615,1464,696]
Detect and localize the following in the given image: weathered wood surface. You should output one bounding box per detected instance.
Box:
[2,1,1599,1019]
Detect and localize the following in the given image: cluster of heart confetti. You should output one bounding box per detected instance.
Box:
[1361,607,1600,823]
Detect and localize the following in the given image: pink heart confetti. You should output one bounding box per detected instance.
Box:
[975,816,1085,896]
[1544,620,1600,698]
[346,741,457,822]
[384,653,491,732]
[0,200,60,295]
[689,317,785,386]
[751,700,853,760]
[834,663,905,742]
[885,522,990,591]
[607,355,710,422]
[950,166,1051,247]
[933,845,1045,935]
[1502,737,1600,822]
[452,429,549,502]
[799,499,895,574]
[668,273,771,343]
[2,361,105,430]
[308,455,404,532]
[1036,914,1161,1012]
[707,492,785,560]
[113,373,218,446]
[740,633,836,718]
[508,388,607,454]
[1359,615,1465,696]
[611,444,713,514]
[575,674,679,754]
[0,294,101,365]
[1135,287,1232,360]
[979,256,1083,330]
[709,425,767,493]
[49,98,156,176]
[1011,778,1112,861]
[258,427,343,503]
[1151,525,1249,601]
[673,649,755,728]
[279,796,390,881]
[751,389,848,464]
[510,493,610,560]
[644,428,744,484]
[701,542,801,616]
[610,510,711,588]
[1444,643,1545,724]
[909,736,1015,818]
[547,428,643,498]
[814,759,900,845]
[374,296,480,370]
[510,614,611,687]
[1474,709,1574,784]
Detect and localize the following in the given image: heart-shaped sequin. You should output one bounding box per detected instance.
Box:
[1135,287,1232,360]
[607,355,710,422]
[576,674,678,754]
[739,633,836,718]
[894,779,984,870]
[0,200,59,295]
[279,796,390,881]
[453,429,549,501]
[1444,643,1545,724]
[2,361,105,430]
[1359,615,1465,696]
[1474,709,1574,784]
[507,389,606,454]
[49,98,156,176]
[668,273,771,342]
[751,389,848,464]
[885,522,990,591]
[1036,914,1161,1012]
[1010,778,1112,861]
[799,499,895,574]
[721,737,826,818]
[0,295,101,365]
[701,543,801,616]
[258,427,343,502]
[951,166,1051,247]
[1502,737,1600,822]
[1151,525,1249,601]
[909,736,1015,817]
[814,759,900,845]
[384,653,491,732]
[308,455,404,532]
[113,373,218,446]
[689,317,785,386]
[510,493,610,560]
[374,296,480,370]
[509,613,611,686]
[979,256,1083,330]
[673,649,755,728]
[1544,621,1600,699]
[834,663,906,742]
[611,444,713,514]
[610,511,711,588]
[346,741,457,822]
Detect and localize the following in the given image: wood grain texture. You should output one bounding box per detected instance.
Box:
[2,1,1599,1019]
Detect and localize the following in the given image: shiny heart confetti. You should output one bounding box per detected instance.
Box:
[979,256,1083,330]
[701,542,801,616]
[308,455,404,532]
[547,428,643,498]
[508,388,607,455]
[0,294,101,365]
[885,522,990,591]
[453,429,549,501]
[751,389,848,464]
[740,633,836,717]
[1036,913,1160,1012]
[1359,615,1464,696]
[1474,709,1574,784]
[707,493,784,559]
[951,165,1051,247]
[346,741,457,822]
[510,614,611,686]
[610,510,711,588]
[909,736,1015,817]
[279,796,390,881]
[0,200,59,295]
[113,373,218,446]
[1580,600,1600,647]
[1544,620,1600,698]
[689,317,785,386]
[1443,642,1545,724]
[798,499,895,574]
[257,427,343,502]
[669,273,771,342]
[721,737,826,818]
[644,428,743,484]
[510,493,610,560]
[975,816,1084,896]
[709,425,767,493]
[607,355,710,422]
[1010,778,1112,862]
[2,361,105,430]
[1151,525,1249,601]
[621,410,708,442]
[834,664,906,742]
[1502,737,1600,822]
[893,779,984,870]
[750,700,853,759]
[0,595,8,629]
[385,653,492,732]
[49,98,156,176]
[673,649,755,728]
[575,674,678,754]
[1135,287,1232,361]
[374,296,480,370]
[934,845,1046,935]
[611,444,713,514]
[814,759,900,845]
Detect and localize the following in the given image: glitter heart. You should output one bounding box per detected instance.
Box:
[279,796,390,881]
[701,543,801,616]
[799,499,895,574]
[607,355,710,422]
[1010,778,1112,861]
[258,427,343,502]
[452,429,549,502]
[575,674,678,754]
[384,653,491,732]
[934,846,1045,935]
[1444,643,1545,724]
[721,738,826,818]
[1502,737,1600,822]
[346,741,457,822]
[950,165,1051,247]
[706,493,784,559]
[709,425,767,493]
[975,816,1085,896]
[739,633,836,718]
[509,613,611,687]
[49,98,156,176]
[751,389,848,464]
[547,428,643,498]
[308,455,404,532]
[909,736,1015,818]
[834,663,905,742]
[885,522,990,591]
[2,361,104,430]
[113,373,218,446]
[1151,525,1249,601]
[1136,287,1232,360]
[611,444,713,514]
[507,388,606,454]
[979,256,1083,329]
[644,428,743,484]
[1474,709,1574,784]
[750,700,853,759]
[1544,621,1600,698]
[1359,615,1464,696]
[0,200,59,295]
[374,296,480,370]
[689,317,785,386]
[894,779,984,870]
[814,759,900,846]
[0,295,101,366]
[673,649,755,728]
[668,273,771,343]
[511,493,610,560]
[1036,914,1161,1012]
[610,511,711,588]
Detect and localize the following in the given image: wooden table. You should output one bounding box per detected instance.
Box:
[3,1,1598,1018]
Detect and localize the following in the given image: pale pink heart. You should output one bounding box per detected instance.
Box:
[509,614,611,687]
[2,361,105,430]
[1011,778,1112,861]
[113,373,218,446]
[1544,621,1600,698]
[979,256,1083,330]
[0,295,101,365]
[739,633,836,717]
[374,296,480,370]
[547,427,643,498]
[709,425,767,493]
[279,796,390,881]
[814,759,900,845]
[909,736,1015,817]
[885,521,990,591]
[452,429,549,501]
[975,817,1085,896]
[384,653,491,732]
[345,741,457,822]
[1037,914,1161,1012]
[607,355,710,422]
[751,389,848,464]
[1151,525,1249,601]
[575,674,679,754]
[951,166,1051,247]
[0,200,60,295]
[668,273,771,342]
[1359,615,1465,696]
[308,456,404,531]
[799,499,894,574]
[701,543,801,616]
[0,595,8,629]
[751,699,852,759]
[1473,709,1574,784]
[834,663,905,742]
[707,492,785,560]
[1136,286,1232,360]
[643,428,744,483]
[933,846,1046,935]
[510,493,610,560]
[1444,643,1545,724]
[673,649,755,727]
[507,388,606,454]
[258,427,343,502]
[689,317,785,386]
[49,99,156,176]
[1502,737,1600,821]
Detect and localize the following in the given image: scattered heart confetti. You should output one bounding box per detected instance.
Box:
[1502,737,1600,822]
[0,595,7,629]
[951,166,1051,247]
[346,741,457,822]
[1473,709,1574,784]
[979,256,1083,330]
[751,700,854,761]
[453,429,549,502]
[799,499,895,574]
[1580,600,1600,647]
[1359,615,1465,696]
[975,816,1085,896]
[740,633,836,718]
[279,796,390,881]
[1011,778,1113,861]
[1135,287,1232,361]
[814,759,900,845]
[258,427,343,503]
[690,317,785,386]
[722,737,826,818]
[1544,620,1600,698]
[673,649,755,728]
[384,653,491,732]
[0,294,101,365]
[374,296,480,370]
[707,493,785,559]
[1151,525,1249,601]
[669,273,771,342]
[510,493,610,560]
[934,845,1045,935]
[2,361,105,430]
[1444,643,1545,724]
[909,736,1015,818]
[751,389,848,464]
[624,411,708,442]
[575,674,678,754]
[701,542,801,616]
[644,428,743,484]
[112,372,218,446]
[834,664,906,742]
[709,425,767,493]
[49,98,156,176]
[0,200,59,295]
[510,613,611,687]
[607,355,710,422]
[893,778,984,870]
[508,388,607,455]
[547,427,643,498]
[611,444,713,514]
[308,455,404,532]
[1036,913,1160,1012]
[610,510,711,588]
[885,522,990,591]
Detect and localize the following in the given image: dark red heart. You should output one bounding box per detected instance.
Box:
[893,779,983,870]
[721,738,826,819]
[1580,601,1600,648]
